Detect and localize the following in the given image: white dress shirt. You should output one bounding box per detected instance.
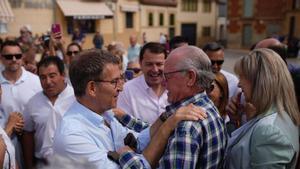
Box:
[0,67,42,127]
[221,69,240,98]
[0,67,42,169]
[23,84,75,158]
[117,75,169,124]
[0,126,16,169]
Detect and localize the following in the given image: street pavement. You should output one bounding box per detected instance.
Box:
[223,49,300,74]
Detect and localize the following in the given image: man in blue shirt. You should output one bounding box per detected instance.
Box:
[52,49,205,168]
[127,35,141,62]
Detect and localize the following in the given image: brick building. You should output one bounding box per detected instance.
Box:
[227,0,300,49]
[227,0,291,48]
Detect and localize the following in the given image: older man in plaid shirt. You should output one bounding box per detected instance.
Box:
[117,45,227,169]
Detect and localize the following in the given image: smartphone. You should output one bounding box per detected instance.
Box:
[51,23,61,39]
[125,70,134,81]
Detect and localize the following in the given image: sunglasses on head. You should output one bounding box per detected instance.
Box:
[66,51,79,56]
[211,60,224,66]
[126,68,141,74]
[2,54,22,60]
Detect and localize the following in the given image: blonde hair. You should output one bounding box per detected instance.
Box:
[234,48,300,125]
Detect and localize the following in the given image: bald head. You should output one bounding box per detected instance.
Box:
[166,45,213,87]
[129,35,138,46]
[167,45,210,65]
[254,38,288,63]
[255,38,281,49]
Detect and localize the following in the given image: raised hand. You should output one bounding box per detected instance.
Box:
[5,112,24,137]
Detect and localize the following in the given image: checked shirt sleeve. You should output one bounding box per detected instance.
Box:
[158,122,202,169]
[119,152,151,169]
[118,114,150,132]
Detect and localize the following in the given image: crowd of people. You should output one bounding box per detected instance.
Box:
[0,25,299,169]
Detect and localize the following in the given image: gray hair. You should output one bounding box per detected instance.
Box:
[175,46,215,91]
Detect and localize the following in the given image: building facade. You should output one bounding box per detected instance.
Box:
[1,0,220,48]
[227,0,300,49]
[1,0,53,37]
[176,0,218,46]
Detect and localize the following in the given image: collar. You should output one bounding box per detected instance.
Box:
[139,75,167,95]
[166,91,208,115]
[227,105,277,150]
[255,104,277,119]
[0,67,27,84]
[43,83,72,103]
[130,44,140,48]
[73,101,106,128]
[139,75,151,91]
[57,83,72,99]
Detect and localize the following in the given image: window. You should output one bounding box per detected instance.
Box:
[66,17,96,34]
[293,0,300,9]
[8,0,22,8]
[9,0,53,9]
[218,3,227,17]
[148,12,153,26]
[202,26,211,37]
[169,27,175,39]
[203,0,211,13]
[182,0,198,12]
[0,22,8,33]
[125,12,134,28]
[169,14,175,26]
[243,0,253,17]
[159,13,164,26]
[24,0,53,9]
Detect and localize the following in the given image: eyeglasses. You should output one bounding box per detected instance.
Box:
[126,68,141,74]
[163,69,187,80]
[94,74,125,89]
[211,60,224,66]
[2,54,22,60]
[67,51,79,56]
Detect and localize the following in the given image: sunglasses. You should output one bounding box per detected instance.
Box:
[211,60,224,66]
[126,68,141,74]
[67,51,79,56]
[2,54,22,60]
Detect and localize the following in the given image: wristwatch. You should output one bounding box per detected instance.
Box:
[159,112,169,122]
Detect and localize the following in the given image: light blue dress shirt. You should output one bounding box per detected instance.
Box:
[127,44,141,62]
[53,100,150,168]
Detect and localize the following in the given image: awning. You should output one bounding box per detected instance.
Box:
[56,0,113,20]
[121,4,140,12]
[0,0,14,23]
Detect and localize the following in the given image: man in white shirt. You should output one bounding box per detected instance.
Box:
[22,57,75,169]
[0,84,16,169]
[203,42,239,98]
[159,33,166,44]
[0,40,42,169]
[117,42,169,124]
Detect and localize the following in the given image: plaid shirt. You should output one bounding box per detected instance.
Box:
[118,114,149,132]
[119,92,227,169]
